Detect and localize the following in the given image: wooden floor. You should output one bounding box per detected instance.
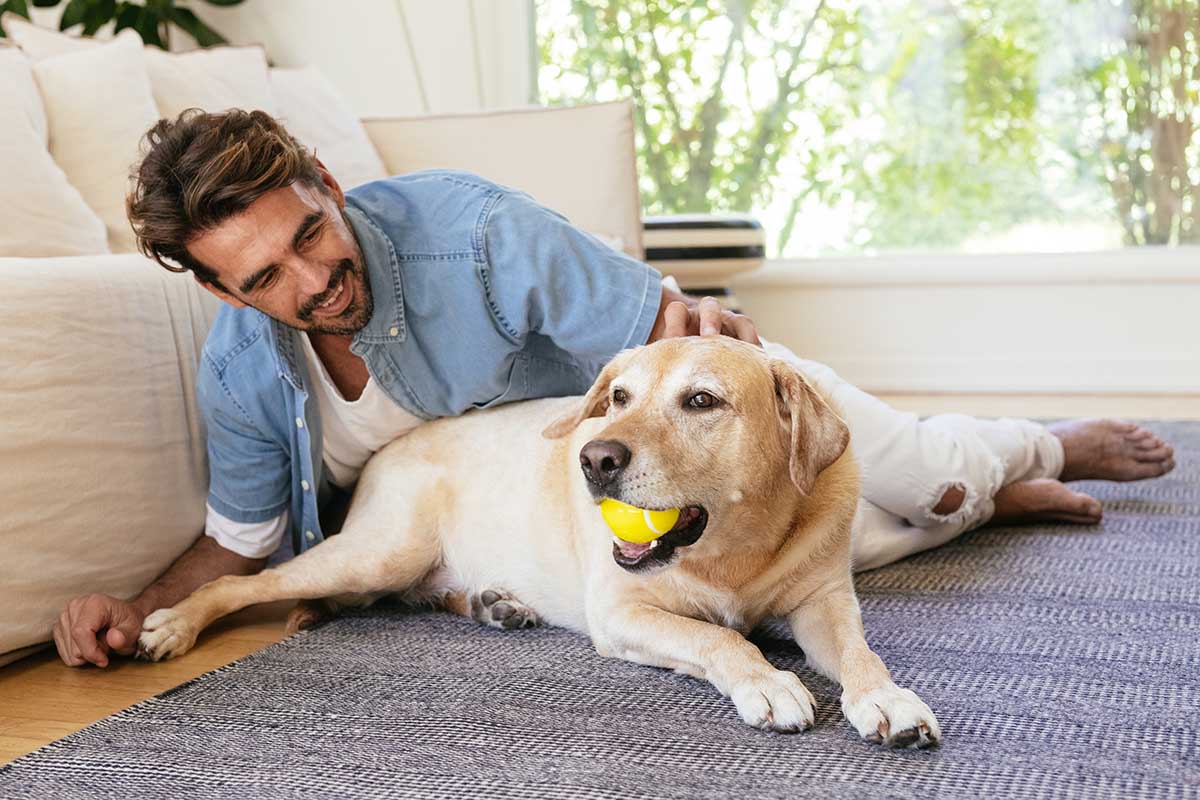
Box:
[3,392,1197,767]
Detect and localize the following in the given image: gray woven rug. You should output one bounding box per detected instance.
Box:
[3,421,1197,800]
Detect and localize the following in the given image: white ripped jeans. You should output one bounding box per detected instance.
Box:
[762,340,1065,572]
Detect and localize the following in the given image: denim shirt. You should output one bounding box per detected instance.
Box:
[197,171,662,555]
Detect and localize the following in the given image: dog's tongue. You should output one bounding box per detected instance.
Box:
[617,540,652,560]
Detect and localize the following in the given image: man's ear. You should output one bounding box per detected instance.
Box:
[542,356,625,439]
[770,359,850,494]
[314,156,345,208]
[194,274,247,309]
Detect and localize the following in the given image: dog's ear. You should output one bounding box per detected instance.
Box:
[769,359,850,494]
[542,357,622,439]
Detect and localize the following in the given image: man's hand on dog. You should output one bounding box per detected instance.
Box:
[652,292,761,346]
[53,594,145,668]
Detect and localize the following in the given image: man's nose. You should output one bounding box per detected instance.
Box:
[579,440,631,488]
[295,262,330,295]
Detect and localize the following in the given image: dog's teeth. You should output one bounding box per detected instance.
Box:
[650,540,659,548]
[612,536,622,545]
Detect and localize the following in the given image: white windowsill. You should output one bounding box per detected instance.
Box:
[728,246,1200,396]
[733,247,1200,288]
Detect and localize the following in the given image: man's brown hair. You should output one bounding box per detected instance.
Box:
[126,108,324,292]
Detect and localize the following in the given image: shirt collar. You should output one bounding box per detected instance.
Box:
[346,203,407,350]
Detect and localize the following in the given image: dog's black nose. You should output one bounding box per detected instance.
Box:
[580,440,631,487]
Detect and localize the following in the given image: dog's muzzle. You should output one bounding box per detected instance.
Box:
[611,505,708,573]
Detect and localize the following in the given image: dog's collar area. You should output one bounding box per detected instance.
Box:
[612,506,708,572]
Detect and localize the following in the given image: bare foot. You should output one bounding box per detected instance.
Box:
[992,479,1103,525]
[1049,419,1175,482]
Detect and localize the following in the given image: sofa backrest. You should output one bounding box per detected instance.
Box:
[363,101,644,259]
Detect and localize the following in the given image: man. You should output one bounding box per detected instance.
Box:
[53,110,1175,667]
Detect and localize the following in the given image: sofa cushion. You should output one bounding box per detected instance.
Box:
[0,253,219,662]
[30,30,158,253]
[270,65,387,190]
[362,102,644,259]
[144,44,277,119]
[1,13,277,118]
[0,45,108,257]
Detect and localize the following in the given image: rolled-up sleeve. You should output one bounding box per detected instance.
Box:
[198,361,291,524]
[481,191,662,375]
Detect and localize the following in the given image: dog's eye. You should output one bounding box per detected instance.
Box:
[612,388,628,406]
[687,391,720,410]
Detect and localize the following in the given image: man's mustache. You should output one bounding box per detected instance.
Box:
[297,260,354,321]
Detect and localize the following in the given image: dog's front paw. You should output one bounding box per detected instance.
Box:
[136,608,198,662]
[729,669,816,733]
[842,685,941,749]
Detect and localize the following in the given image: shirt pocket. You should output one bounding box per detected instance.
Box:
[471,352,530,410]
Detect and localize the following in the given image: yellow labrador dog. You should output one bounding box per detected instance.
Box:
[137,336,940,749]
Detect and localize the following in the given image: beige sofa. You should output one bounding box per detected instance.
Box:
[0,15,645,664]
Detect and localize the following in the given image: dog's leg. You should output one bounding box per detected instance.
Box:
[787,586,941,749]
[137,528,439,662]
[285,591,390,635]
[593,603,816,733]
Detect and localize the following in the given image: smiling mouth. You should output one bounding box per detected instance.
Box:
[314,275,350,315]
[611,505,708,572]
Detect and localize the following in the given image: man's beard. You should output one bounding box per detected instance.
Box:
[295,256,374,336]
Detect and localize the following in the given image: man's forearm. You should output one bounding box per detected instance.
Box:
[132,533,267,617]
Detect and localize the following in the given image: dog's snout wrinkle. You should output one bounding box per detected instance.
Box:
[580,439,631,488]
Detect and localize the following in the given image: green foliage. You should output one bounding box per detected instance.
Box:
[0,0,245,48]
[537,0,1200,253]
[1064,0,1200,244]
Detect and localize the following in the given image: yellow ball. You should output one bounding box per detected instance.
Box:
[600,498,681,543]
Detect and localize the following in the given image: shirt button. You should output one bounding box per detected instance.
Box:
[295,417,304,429]
[388,326,399,337]
[305,530,315,542]
[301,479,310,491]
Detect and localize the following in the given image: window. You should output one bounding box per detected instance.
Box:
[536,0,1200,257]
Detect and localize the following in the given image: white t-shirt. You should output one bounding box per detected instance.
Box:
[205,332,424,558]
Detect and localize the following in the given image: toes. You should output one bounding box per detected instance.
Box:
[472,588,541,631]
[1127,430,1159,447]
[731,670,816,733]
[1128,459,1175,479]
[843,686,941,749]
[1134,444,1173,463]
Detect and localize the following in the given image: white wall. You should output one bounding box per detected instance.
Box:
[187,0,534,117]
[733,250,1200,395]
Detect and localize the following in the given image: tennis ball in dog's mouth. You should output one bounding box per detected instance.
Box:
[600,498,681,543]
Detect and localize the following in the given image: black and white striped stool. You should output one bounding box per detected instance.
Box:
[643,214,765,311]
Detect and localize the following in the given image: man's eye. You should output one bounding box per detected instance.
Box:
[302,227,321,246]
[256,271,278,291]
[687,392,719,409]
[612,388,628,406]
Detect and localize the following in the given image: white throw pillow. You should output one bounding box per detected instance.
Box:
[145,45,276,119]
[2,13,276,118]
[0,11,97,57]
[0,45,108,257]
[31,30,159,253]
[270,66,387,189]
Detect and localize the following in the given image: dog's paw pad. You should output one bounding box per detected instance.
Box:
[470,588,541,631]
[843,685,941,749]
